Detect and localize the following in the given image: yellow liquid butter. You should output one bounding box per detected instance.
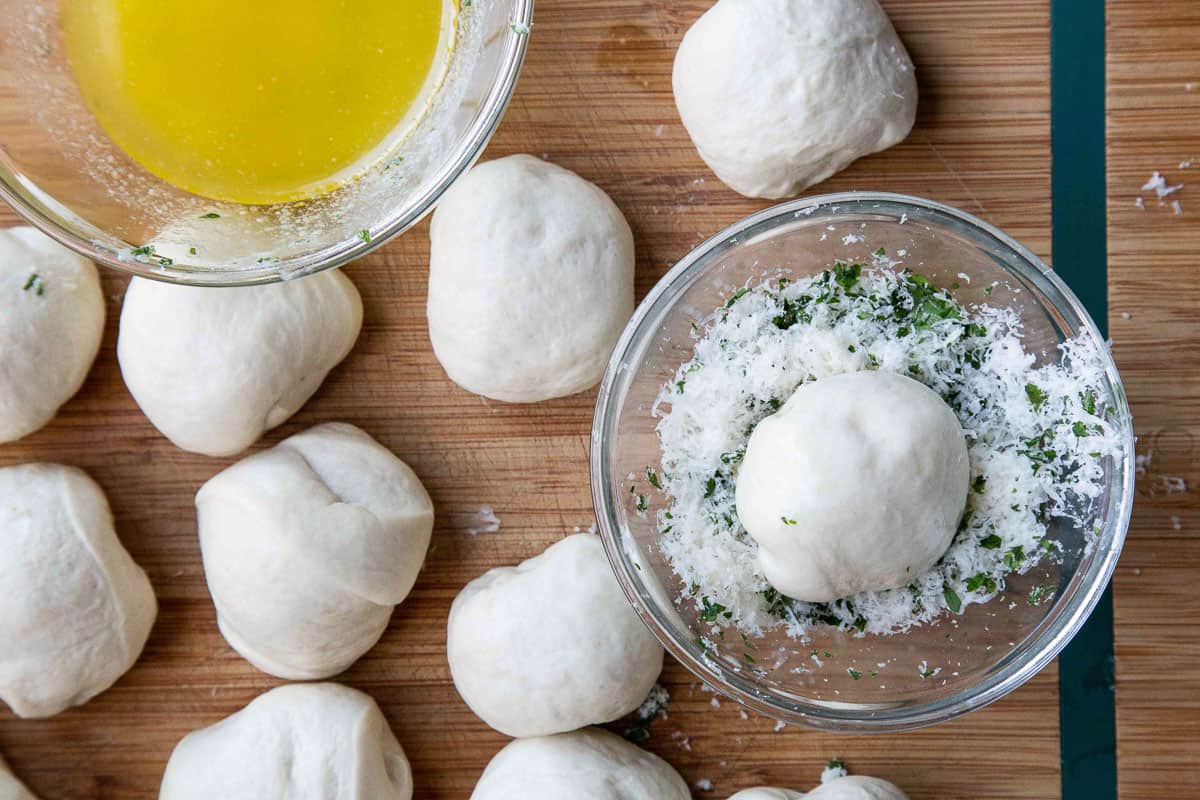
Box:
[61,0,452,204]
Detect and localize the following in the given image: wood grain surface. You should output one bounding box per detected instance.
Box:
[0,1,1068,798]
[1108,1,1200,797]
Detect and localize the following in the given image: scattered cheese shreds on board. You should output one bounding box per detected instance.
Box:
[649,265,1124,640]
[1141,170,1183,198]
[466,505,501,535]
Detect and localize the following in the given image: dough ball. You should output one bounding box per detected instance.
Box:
[196,422,434,680]
[731,776,908,800]
[427,154,635,403]
[470,728,689,800]
[729,790,803,800]
[672,0,917,199]
[117,270,362,456]
[159,683,411,800]
[0,756,39,800]
[0,227,104,443]
[736,371,968,602]
[807,776,909,800]
[448,534,663,738]
[0,464,156,718]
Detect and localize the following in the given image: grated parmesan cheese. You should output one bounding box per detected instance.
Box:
[466,505,501,535]
[648,265,1123,637]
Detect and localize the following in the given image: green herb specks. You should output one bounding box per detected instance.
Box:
[22,273,44,296]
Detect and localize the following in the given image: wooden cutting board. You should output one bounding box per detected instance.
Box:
[0,1,1066,797]
[1108,1,1200,796]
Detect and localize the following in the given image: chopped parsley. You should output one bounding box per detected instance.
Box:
[646,467,661,489]
[943,585,963,614]
[358,229,372,244]
[130,244,173,267]
[1003,545,1026,571]
[833,261,862,291]
[199,212,220,219]
[22,273,44,296]
[1028,584,1054,606]
[1025,383,1047,410]
[847,668,862,680]
[780,516,797,526]
[965,573,997,593]
[699,597,731,622]
[723,287,750,309]
[980,533,1003,549]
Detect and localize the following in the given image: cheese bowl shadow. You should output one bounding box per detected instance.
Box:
[0,0,532,285]
[590,193,1134,733]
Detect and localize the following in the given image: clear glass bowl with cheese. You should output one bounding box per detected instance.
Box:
[591,193,1134,732]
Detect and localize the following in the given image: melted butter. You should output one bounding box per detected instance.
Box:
[61,0,452,204]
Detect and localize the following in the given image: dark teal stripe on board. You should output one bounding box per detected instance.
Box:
[1050,2,1115,799]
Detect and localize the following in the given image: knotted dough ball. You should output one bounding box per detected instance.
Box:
[448,534,663,738]
[118,270,362,456]
[0,464,156,718]
[159,683,412,800]
[427,154,635,403]
[470,728,689,800]
[673,0,917,199]
[0,227,104,443]
[736,371,968,602]
[0,755,39,800]
[731,776,909,800]
[196,423,434,680]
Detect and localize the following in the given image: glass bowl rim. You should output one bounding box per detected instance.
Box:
[590,190,1135,732]
[0,0,535,287]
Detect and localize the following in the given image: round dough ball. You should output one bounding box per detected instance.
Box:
[807,777,909,800]
[196,422,434,680]
[159,683,412,800]
[673,0,917,199]
[736,371,968,602]
[0,755,39,800]
[427,154,635,403]
[0,227,104,443]
[118,270,362,456]
[0,464,156,718]
[448,534,663,738]
[470,728,689,800]
[729,790,803,800]
[731,777,908,800]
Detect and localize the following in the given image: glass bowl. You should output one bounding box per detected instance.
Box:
[591,192,1134,732]
[0,0,532,285]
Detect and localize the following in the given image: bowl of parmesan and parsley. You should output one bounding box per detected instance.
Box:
[591,193,1134,732]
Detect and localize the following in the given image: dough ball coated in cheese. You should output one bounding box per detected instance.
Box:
[736,371,968,602]
[0,464,157,719]
[118,270,362,456]
[469,728,690,800]
[447,534,663,738]
[427,154,635,403]
[0,227,104,443]
[196,423,434,680]
[673,0,917,199]
[159,683,412,800]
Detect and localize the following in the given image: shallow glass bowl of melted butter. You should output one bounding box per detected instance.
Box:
[592,193,1135,732]
[0,0,532,284]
